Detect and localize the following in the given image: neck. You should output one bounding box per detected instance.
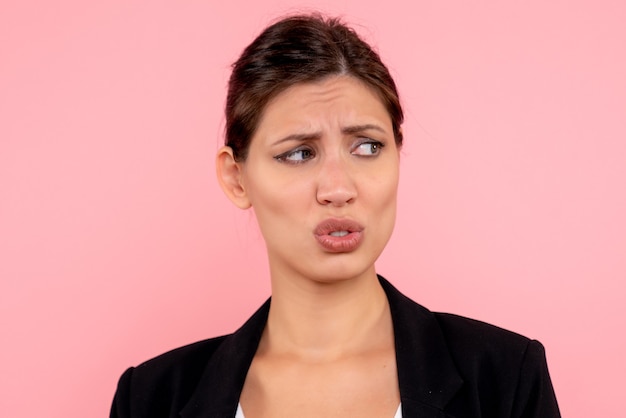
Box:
[261,267,392,360]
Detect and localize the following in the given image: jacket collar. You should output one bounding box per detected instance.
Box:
[180,298,269,418]
[381,277,463,417]
[181,276,463,418]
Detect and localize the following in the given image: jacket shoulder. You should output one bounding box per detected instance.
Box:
[433,313,560,417]
[111,335,230,418]
[111,299,272,418]
[433,312,540,382]
[136,334,230,375]
[433,312,532,358]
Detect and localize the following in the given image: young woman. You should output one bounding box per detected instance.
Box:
[111,14,560,418]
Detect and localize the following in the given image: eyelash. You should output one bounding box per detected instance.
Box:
[352,140,385,156]
[274,147,315,164]
[273,139,385,165]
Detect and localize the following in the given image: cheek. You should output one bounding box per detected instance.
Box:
[245,172,311,226]
[368,169,399,229]
[366,164,399,203]
[246,162,314,206]
[247,182,283,216]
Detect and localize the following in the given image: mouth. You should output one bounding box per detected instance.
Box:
[314,218,364,253]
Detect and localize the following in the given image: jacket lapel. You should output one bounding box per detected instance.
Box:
[180,277,463,418]
[180,299,271,418]
[380,277,463,418]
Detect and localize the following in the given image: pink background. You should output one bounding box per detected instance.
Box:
[1,1,625,416]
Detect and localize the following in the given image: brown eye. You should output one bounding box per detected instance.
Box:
[352,141,384,156]
[275,147,315,164]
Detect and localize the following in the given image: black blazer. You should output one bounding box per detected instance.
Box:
[110,277,560,417]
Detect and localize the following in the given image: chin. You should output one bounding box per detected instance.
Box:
[303,255,379,284]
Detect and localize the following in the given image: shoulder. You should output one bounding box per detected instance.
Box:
[432,311,550,381]
[133,334,229,381]
[381,276,559,415]
[381,275,540,367]
[432,313,559,416]
[111,335,230,418]
[111,299,271,418]
[434,312,536,361]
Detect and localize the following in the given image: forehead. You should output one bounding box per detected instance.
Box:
[256,76,392,133]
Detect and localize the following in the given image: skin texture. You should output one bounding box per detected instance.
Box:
[216,75,401,417]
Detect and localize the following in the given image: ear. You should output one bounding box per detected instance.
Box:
[216,146,252,209]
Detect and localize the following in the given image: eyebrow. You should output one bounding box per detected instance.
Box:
[272,124,388,145]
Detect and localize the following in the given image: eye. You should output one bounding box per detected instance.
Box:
[274,147,316,164]
[352,140,384,156]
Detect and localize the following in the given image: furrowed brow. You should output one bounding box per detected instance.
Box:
[272,132,322,145]
[341,124,387,135]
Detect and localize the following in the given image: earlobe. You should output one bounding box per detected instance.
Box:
[216,146,251,209]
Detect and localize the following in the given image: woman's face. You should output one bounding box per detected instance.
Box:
[233,76,400,285]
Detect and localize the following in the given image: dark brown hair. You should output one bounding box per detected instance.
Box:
[225,14,404,161]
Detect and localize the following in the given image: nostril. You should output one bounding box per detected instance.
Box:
[315,162,357,205]
[317,190,356,206]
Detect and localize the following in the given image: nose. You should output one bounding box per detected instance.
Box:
[316,154,357,206]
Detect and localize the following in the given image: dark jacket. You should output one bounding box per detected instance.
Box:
[110,276,560,417]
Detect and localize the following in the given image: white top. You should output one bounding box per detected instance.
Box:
[235,403,402,418]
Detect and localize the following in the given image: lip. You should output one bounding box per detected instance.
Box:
[313,218,364,253]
